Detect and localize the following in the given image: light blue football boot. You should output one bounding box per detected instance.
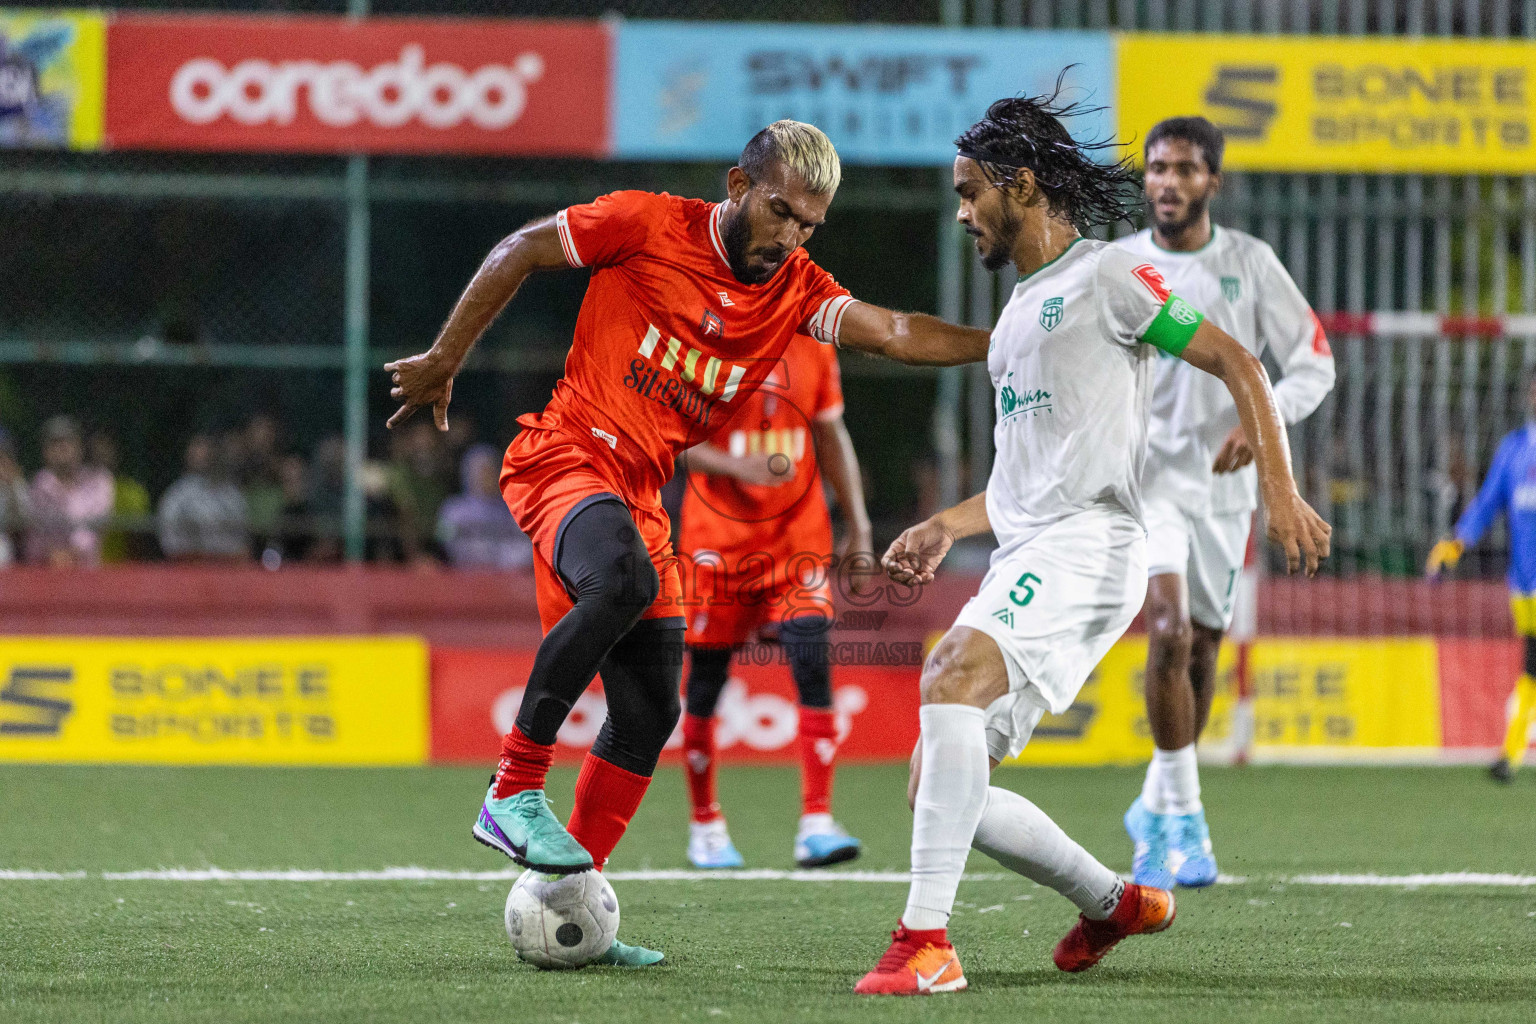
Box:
[1167,808,1219,888]
[593,938,666,967]
[688,819,745,869]
[1124,796,1175,889]
[794,814,862,868]
[473,785,593,875]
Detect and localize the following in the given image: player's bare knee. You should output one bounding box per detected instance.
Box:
[1146,607,1193,676]
[918,633,993,707]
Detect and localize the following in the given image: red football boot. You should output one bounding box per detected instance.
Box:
[1052,883,1175,973]
[853,923,967,996]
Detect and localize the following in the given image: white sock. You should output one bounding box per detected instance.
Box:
[1140,755,1167,814]
[903,704,990,931]
[972,786,1125,920]
[1158,744,1202,815]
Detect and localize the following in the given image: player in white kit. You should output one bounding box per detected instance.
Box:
[834,94,1331,996]
[1116,118,1336,890]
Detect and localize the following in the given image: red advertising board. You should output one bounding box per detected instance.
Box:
[105,15,608,156]
[1437,638,1525,749]
[430,647,921,764]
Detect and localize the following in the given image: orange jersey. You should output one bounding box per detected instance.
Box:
[679,335,844,564]
[517,190,853,511]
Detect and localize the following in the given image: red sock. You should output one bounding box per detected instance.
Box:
[897,921,948,946]
[798,706,839,816]
[682,713,722,824]
[491,725,555,799]
[566,754,651,869]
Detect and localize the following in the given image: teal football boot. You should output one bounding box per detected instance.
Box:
[1168,809,1218,888]
[1124,796,1174,889]
[473,785,593,874]
[593,938,666,967]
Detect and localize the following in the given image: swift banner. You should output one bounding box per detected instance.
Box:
[0,637,428,765]
[0,8,105,149]
[104,14,608,156]
[613,22,1113,165]
[1119,34,1536,173]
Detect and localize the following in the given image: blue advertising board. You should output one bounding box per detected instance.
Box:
[613,22,1114,166]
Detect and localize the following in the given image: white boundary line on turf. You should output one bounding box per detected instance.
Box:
[1,868,1534,886]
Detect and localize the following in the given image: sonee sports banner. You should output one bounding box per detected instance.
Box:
[1119,34,1536,174]
[0,637,428,765]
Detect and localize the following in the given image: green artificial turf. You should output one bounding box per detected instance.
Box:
[1,763,1533,1023]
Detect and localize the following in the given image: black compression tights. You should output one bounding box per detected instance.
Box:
[514,498,682,776]
[685,614,834,718]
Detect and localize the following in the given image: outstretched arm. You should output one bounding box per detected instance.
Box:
[386,215,570,430]
[881,490,991,585]
[1179,319,1332,575]
[833,301,990,366]
[680,443,792,487]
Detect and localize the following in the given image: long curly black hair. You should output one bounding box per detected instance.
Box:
[954,72,1141,231]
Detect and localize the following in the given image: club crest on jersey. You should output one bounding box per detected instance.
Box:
[701,308,723,338]
[1221,275,1241,302]
[1039,296,1064,331]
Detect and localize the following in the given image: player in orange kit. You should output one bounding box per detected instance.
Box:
[677,334,872,869]
[385,120,990,965]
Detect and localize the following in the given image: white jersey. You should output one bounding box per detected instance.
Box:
[985,237,1198,551]
[1116,226,1336,515]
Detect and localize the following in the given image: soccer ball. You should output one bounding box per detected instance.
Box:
[503,869,620,970]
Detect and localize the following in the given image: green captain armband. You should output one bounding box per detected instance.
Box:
[1140,294,1204,356]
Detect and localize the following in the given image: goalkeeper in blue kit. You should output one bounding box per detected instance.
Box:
[1427,379,1536,782]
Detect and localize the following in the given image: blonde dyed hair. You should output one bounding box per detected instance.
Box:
[740,120,841,195]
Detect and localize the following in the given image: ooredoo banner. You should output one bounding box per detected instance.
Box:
[104,14,608,156]
[430,647,921,764]
[0,636,428,765]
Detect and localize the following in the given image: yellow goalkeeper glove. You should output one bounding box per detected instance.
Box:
[1425,538,1465,576]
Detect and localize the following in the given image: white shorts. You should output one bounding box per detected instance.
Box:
[1143,494,1252,631]
[953,509,1147,762]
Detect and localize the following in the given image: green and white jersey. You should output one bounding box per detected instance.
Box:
[985,237,1205,552]
[1117,226,1337,515]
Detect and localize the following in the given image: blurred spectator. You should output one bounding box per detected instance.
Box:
[437,443,531,570]
[242,415,289,557]
[87,429,153,564]
[273,454,314,563]
[388,419,450,563]
[158,434,250,561]
[27,415,113,567]
[0,427,30,566]
[306,436,346,562]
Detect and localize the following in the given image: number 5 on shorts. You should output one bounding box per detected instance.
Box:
[1010,572,1042,607]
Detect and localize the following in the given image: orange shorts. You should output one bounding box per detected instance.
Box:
[680,551,834,648]
[501,428,683,633]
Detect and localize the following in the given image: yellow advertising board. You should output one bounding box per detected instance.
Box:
[0,637,428,765]
[1010,637,1442,766]
[0,9,106,150]
[1118,34,1536,173]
